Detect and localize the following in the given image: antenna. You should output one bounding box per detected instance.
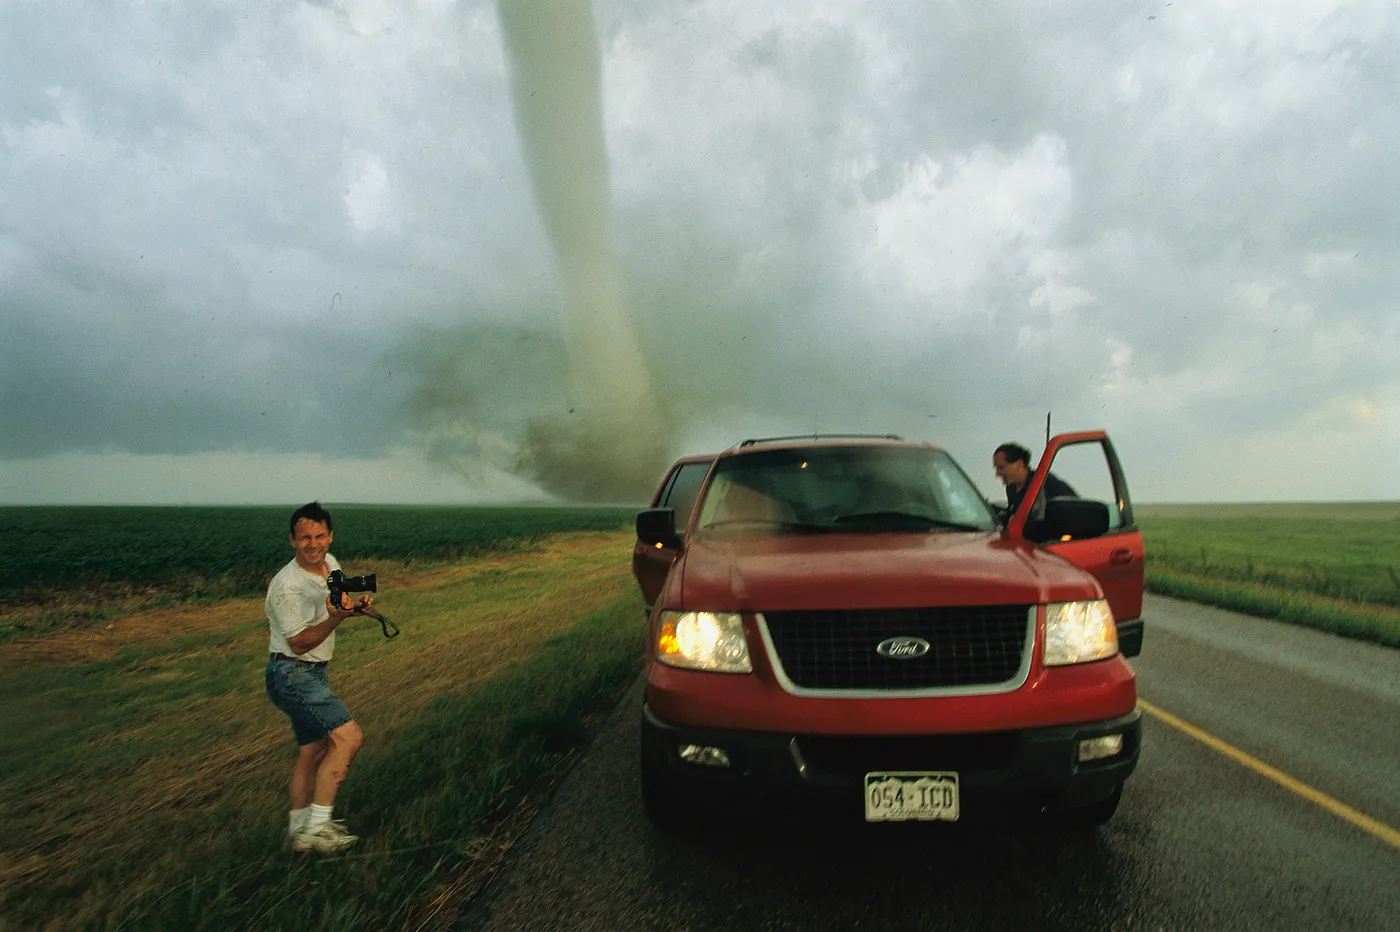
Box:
[1045,411,1052,445]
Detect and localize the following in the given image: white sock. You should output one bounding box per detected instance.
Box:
[306,803,334,830]
[289,807,310,836]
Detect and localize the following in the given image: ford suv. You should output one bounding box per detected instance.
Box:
[632,431,1144,828]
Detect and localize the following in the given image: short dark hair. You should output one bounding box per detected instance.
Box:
[290,501,333,535]
[994,443,1031,466]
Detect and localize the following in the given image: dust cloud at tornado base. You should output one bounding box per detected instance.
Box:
[406,0,671,504]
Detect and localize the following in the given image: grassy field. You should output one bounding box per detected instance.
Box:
[0,528,645,932]
[1137,501,1400,647]
[0,504,635,641]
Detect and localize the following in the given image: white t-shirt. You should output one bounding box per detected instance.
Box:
[266,554,342,663]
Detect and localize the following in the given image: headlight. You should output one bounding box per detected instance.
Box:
[1044,599,1118,666]
[656,611,752,673]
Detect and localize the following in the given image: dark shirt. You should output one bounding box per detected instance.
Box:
[1005,471,1077,515]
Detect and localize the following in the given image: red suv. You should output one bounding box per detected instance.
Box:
[632,432,1143,828]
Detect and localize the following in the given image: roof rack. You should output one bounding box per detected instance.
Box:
[736,433,905,448]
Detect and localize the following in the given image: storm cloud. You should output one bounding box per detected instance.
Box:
[2,0,1397,504]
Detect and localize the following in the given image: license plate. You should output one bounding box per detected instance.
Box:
[864,772,960,822]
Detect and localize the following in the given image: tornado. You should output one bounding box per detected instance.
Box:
[494,0,671,501]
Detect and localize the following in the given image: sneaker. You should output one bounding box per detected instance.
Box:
[292,819,358,854]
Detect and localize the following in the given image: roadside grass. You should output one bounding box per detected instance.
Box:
[0,532,644,932]
[1146,567,1400,648]
[1138,502,1400,648]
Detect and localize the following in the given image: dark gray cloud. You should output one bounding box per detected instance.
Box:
[2,0,1397,503]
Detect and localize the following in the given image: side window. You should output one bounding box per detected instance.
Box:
[661,462,711,529]
[1039,440,1128,530]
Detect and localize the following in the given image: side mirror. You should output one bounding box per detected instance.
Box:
[636,507,682,550]
[1040,498,1110,541]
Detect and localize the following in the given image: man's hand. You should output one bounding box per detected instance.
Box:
[325,593,373,618]
[326,593,354,620]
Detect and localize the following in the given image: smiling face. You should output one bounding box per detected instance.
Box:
[290,517,333,574]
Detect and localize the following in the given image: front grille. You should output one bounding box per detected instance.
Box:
[762,605,1033,691]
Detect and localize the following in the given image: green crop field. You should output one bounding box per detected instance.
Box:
[0,504,637,593]
[1137,501,1400,647]
[0,504,637,641]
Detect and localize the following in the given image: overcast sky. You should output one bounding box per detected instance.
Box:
[3,0,1398,506]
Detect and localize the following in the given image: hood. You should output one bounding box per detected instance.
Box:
[672,531,1101,612]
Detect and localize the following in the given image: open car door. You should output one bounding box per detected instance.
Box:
[1006,430,1144,657]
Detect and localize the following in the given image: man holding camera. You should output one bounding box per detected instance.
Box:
[264,501,371,854]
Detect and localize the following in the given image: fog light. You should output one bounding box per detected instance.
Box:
[1078,734,1124,762]
[678,744,731,767]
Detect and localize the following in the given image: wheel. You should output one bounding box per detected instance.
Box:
[1052,783,1123,828]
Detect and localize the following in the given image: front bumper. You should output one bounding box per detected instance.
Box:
[641,704,1141,819]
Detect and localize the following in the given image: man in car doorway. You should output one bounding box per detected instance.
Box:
[993,442,1077,520]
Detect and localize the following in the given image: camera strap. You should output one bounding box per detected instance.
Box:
[353,608,399,639]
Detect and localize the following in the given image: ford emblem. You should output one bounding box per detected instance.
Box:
[876,636,931,659]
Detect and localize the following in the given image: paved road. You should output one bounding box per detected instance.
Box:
[457,594,1400,932]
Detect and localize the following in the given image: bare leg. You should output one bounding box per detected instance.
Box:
[312,720,364,807]
[291,738,328,811]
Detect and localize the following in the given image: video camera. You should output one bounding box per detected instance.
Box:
[327,569,377,609]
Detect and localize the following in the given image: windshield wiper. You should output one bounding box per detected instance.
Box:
[828,511,985,531]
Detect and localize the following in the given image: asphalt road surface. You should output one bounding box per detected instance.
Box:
[457,594,1400,932]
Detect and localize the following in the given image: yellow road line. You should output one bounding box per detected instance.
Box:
[1138,699,1400,851]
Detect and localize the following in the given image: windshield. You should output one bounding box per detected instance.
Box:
[694,445,997,537]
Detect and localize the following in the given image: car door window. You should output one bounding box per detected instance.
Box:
[661,461,711,530]
[1038,441,1126,530]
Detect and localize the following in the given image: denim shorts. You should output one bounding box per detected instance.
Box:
[265,655,353,746]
